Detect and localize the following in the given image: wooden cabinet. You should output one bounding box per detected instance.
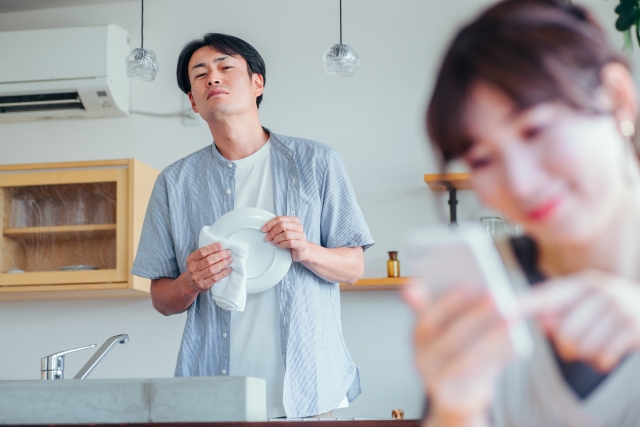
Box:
[0,159,158,301]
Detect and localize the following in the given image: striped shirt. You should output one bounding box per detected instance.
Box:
[131,129,374,418]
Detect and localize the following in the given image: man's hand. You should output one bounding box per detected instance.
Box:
[183,242,233,296]
[150,242,232,316]
[261,216,309,262]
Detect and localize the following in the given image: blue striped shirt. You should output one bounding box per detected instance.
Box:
[131,130,374,418]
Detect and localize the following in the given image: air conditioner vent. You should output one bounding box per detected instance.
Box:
[0,92,85,114]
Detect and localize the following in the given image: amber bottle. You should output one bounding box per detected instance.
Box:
[387,251,400,278]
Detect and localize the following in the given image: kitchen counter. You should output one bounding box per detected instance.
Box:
[0,377,266,425]
[6,421,421,427]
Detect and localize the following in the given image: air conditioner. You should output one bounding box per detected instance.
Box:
[0,24,130,123]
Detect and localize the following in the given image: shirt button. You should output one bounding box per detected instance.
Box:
[291,210,295,215]
[292,179,296,184]
[226,189,231,195]
[228,163,233,168]
[223,333,228,338]
[221,369,227,375]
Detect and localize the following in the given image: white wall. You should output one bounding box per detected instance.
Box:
[0,0,625,420]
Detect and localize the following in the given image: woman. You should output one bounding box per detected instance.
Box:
[403,1,640,426]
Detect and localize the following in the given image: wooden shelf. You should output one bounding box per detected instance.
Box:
[340,277,414,291]
[424,173,472,191]
[4,224,116,241]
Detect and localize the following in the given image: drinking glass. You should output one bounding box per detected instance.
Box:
[480,216,508,238]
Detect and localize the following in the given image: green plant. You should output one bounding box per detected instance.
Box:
[615,0,640,52]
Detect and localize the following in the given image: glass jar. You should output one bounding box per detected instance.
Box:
[480,216,508,238]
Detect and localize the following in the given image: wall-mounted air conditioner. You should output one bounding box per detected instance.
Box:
[0,24,130,123]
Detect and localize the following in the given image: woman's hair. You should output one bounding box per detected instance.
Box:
[426,0,628,164]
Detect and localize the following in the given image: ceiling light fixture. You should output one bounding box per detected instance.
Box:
[124,0,159,82]
[323,0,359,77]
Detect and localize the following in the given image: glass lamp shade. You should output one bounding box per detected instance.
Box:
[323,44,359,77]
[125,48,159,82]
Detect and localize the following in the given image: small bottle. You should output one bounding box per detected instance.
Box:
[387,251,400,278]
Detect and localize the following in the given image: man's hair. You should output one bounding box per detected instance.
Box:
[176,33,266,108]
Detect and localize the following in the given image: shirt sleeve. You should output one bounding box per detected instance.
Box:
[320,149,374,251]
[131,173,181,280]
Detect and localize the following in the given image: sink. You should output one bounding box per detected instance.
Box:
[0,376,266,425]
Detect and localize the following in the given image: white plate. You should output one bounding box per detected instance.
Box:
[211,207,292,294]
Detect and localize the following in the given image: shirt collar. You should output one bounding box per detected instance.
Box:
[210,127,294,168]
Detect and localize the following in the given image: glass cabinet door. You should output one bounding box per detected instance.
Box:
[0,168,128,286]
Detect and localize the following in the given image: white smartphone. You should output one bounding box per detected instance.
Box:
[404,222,534,359]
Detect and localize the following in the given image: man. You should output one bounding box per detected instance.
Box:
[132,33,374,419]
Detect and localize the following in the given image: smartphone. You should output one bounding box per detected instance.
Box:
[405,222,534,359]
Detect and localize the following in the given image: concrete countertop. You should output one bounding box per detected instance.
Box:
[0,376,266,425]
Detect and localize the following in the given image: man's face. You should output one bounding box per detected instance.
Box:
[187,46,264,121]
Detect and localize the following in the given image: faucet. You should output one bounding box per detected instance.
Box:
[41,334,129,380]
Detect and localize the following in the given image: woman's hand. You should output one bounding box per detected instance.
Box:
[402,281,517,427]
[521,269,640,372]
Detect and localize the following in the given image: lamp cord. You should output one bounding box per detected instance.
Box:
[339,0,342,45]
[141,0,144,50]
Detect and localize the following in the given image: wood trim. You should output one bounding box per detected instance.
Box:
[0,282,128,293]
[0,159,130,172]
[128,159,159,292]
[423,173,472,191]
[0,168,123,187]
[4,224,116,236]
[0,269,120,286]
[340,277,414,291]
[115,168,129,283]
[0,285,149,301]
[131,274,151,293]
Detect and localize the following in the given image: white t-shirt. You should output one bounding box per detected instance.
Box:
[228,140,286,418]
[228,140,348,418]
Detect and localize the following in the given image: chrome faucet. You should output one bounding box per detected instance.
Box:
[41,334,129,380]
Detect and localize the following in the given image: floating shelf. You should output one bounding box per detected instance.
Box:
[3,224,117,241]
[340,277,414,291]
[424,173,472,225]
[424,173,472,191]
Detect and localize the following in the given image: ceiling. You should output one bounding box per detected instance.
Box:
[0,0,134,14]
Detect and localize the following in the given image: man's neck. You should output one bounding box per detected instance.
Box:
[207,112,269,161]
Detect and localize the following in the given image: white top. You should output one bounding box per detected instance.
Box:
[228,140,348,418]
[228,140,286,418]
[490,239,640,427]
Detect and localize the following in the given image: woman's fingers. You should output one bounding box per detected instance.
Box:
[428,320,512,415]
[428,296,500,363]
[519,277,586,318]
[598,328,635,372]
[550,293,607,361]
[400,279,430,311]
[415,288,480,342]
[574,310,620,362]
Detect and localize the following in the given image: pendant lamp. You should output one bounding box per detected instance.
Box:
[323,0,359,77]
[125,0,159,82]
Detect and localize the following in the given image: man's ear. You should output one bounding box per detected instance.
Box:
[187,92,198,113]
[253,73,265,98]
[599,62,638,127]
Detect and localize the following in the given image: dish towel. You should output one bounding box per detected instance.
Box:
[198,226,250,312]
